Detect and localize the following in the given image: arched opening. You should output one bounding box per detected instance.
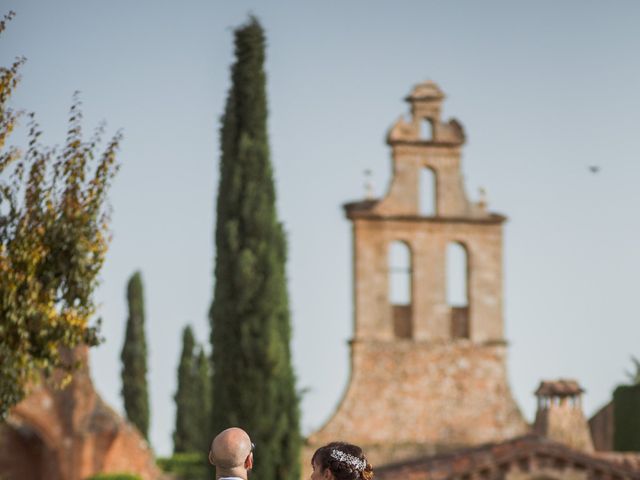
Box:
[0,423,51,480]
[419,167,436,216]
[419,118,433,140]
[389,241,412,339]
[447,242,470,339]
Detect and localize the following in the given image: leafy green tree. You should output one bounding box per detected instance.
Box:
[209,17,300,480]
[0,11,120,417]
[613,384,640,451]
[625,356,640,385]
[120,271,149,440]
[611,356,640,451]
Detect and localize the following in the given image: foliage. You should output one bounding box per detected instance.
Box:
[625,356,640,385]
[157,452,211,480]
[173,325,197,452]
[0,11,120,417]
[613,383,640,451]
[209,16,301,480]
[120,271,149,439]
[193,345,212,450]
[173,327,211,453]
[85,474,142,480]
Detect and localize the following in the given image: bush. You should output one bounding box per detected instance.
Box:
[157,452,212,480]
[85,474,142,480]
[613,383,640,451]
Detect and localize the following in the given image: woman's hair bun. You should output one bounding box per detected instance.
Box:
[312,442,374,480]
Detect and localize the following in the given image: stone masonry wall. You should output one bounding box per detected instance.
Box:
[0,348,163,480]
[306,340,528,467]
[534,399,594,452]
[304,81,528,477]
[351,217,505,344]
[589,401,614,451]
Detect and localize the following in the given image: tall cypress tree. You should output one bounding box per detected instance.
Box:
[194,346,212,451]
[209,17,300,480]
[120,271,150,440]
[173,325,198,453]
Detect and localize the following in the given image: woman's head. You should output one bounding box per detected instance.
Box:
[311,442,373,480]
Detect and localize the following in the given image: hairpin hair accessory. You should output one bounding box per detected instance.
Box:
[329,449,366,472]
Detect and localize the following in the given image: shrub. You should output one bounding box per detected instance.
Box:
[613,383,640,451]
[85,474,142,480]
[157,452,211,480]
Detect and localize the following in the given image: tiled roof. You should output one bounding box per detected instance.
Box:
[596,453,640,472]
[535,379,585,397]
[406,81,445,101]
[375,434,640,480]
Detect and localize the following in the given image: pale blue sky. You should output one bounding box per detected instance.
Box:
[3,0,640,456]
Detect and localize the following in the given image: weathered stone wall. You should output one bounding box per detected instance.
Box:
[534,398,594,452]
[305,81,527,476]
[506,466,589,480]
[375,145,471,217]
[350,216,506,344]
[0,424,54,480]
[306,340,527,467]
[0,348,163,480]
[589,401,614,451]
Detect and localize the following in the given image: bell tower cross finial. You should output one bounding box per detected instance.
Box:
[363,169,374,200]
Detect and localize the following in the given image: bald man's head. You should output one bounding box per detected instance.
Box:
[209,427,253,477]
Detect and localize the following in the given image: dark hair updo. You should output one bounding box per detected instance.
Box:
[312,442,374,480]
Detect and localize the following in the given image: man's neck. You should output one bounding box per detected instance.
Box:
[217,476,246,480]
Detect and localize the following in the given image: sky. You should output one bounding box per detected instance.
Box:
[2,0,640,457]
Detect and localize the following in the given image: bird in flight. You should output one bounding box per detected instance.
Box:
[588,165,600,174]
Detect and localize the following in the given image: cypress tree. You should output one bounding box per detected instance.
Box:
[120,271,150,440]
[209,17,300,480]
[194,346,212,451]
[173,325,198,453]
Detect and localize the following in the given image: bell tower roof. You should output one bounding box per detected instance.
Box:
[405,80,445,102]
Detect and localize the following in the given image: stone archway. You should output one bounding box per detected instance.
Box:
[0,420,62,480]
[0,348,162,480]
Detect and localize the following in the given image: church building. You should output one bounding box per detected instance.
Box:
[306,81,640,480]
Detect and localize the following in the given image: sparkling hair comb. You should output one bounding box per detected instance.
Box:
[330,449,366,472]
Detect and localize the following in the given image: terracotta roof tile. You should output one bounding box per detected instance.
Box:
[535,379,585,396]
[375,435,640,480]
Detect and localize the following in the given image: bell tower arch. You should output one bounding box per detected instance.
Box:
[352,80,504,345]
[307,81,527,467]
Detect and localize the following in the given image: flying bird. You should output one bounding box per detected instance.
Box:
[588,165,600,174]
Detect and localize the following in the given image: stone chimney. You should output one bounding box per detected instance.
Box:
[534,379,594,452]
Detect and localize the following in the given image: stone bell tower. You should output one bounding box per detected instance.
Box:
[306,81,527,466]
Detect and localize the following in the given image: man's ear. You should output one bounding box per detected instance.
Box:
[245,452,254,471]
[209,451,216,466]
